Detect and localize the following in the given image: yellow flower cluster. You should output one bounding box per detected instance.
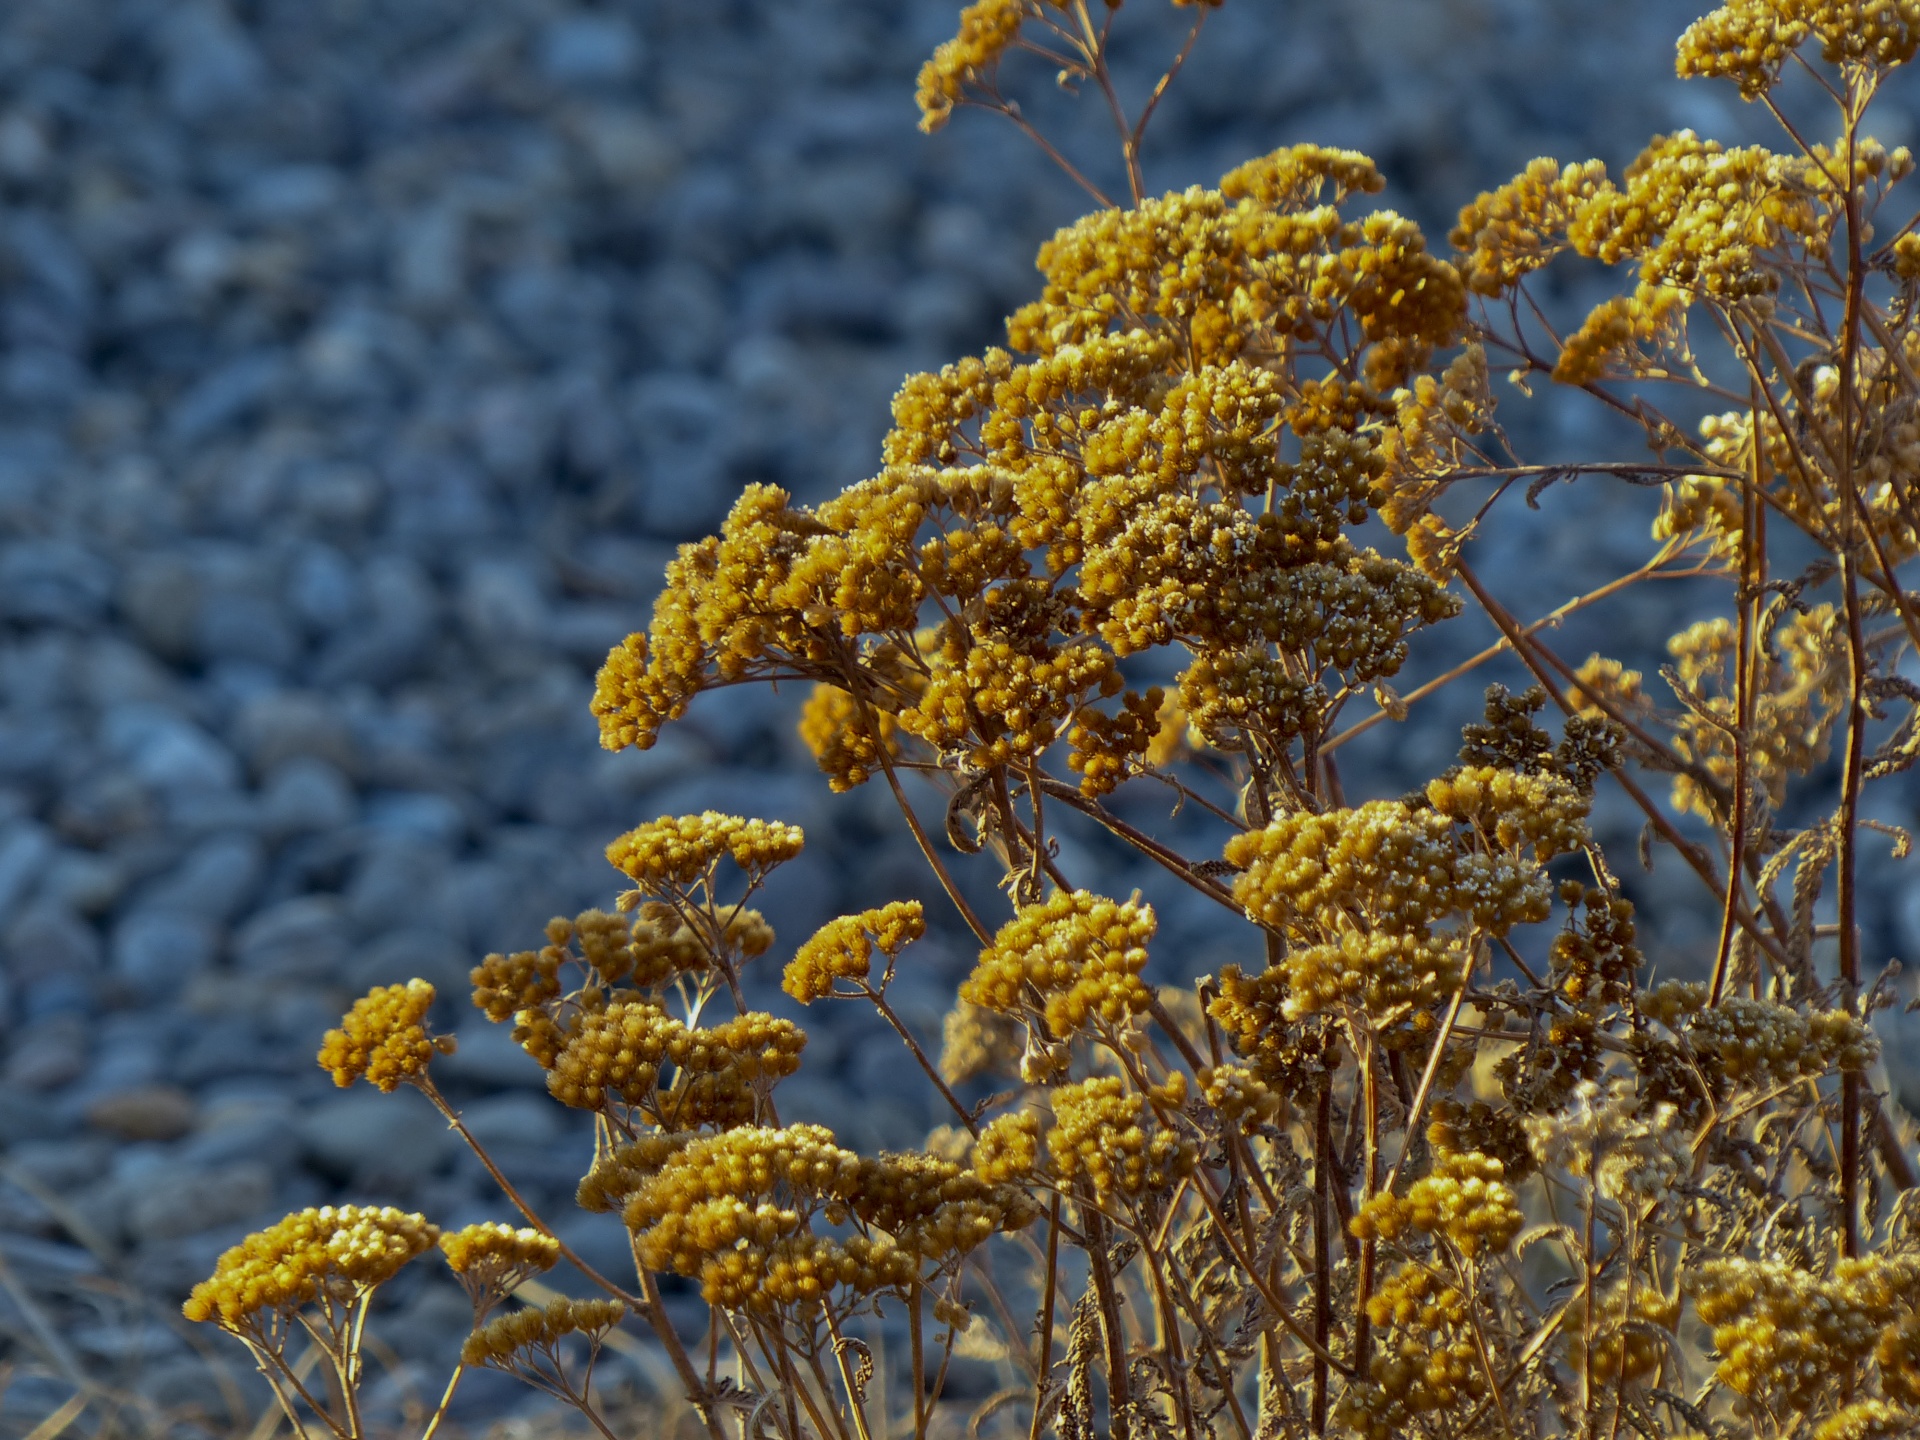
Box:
[1879,1310,1920,1404]
[1665,607,1844,820]
[1523,1081,1689,1204]
[1427,1099,1534,1180]
[1206,962,1338,1093]
[1573,1284,1681,1387]
[939,998,1026,1084]
[1225,777,1577,1024]
[615,1123,1029,1310]
[1337,1263,1484,1440]
[184,1207,438,1326]
[472,945,564,1023]
[1816,1402,1920,1440]
[915,0,1046,134]
[971,1110,1043,1184]
[605,812,805,892]
[1197,1062,1280,1131]
[1452,157,1612,296]
[1645,982,1878,1087]
[1552,282,1690,386]
[439,1223,560,1312]
[784,901,925,1002]
[798,682,900,792]
[462,1298,627,1366]
[1425,764,1591,858]
[590,145,1471,810]
[1574,131,1824,298]
[961,890,1156,1040]
[317,980,444,1092]
[543,1003,805,1120]
[1678,0,1920,98]
[1351,1147,1524,1257]
[1694,1254,1920,1412]
[1549,883,1643,1006]
[1046,1076,1194,1201]
[851,1149,1041,1256]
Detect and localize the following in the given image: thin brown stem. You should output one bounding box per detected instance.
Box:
[1027,1194,1064,1440]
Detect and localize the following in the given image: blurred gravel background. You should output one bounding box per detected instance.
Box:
[0,0,1912,1434]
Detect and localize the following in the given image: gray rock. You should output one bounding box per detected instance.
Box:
[460,556,549,655]
[4,1013,87,1090]
[9,902,105,979]
[457,1093,562,1149]
[260,756,358,837]
[0,540,112,626]
[100,703,241,795]
[438,1022,545,1089]
[345,924,467,991]
[299,1089,455,1185]
[231,895,350,981]
[0,819,52,927]
[234,690,360,778]
[137,832,263,924]
[156,1,266,120]
[36,849,127,917]
[538,15,643,85]
[111,909,219,999]
[126,1161,275,1242]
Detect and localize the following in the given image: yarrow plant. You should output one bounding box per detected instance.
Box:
[189,2,1920,1437]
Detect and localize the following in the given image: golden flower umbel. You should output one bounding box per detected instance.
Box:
[784,901,926,1003]
[318,979,445,1092]
[463,1297,627,1367]
[961,890,1157,1040]
[439,1223,560,1315]
[606,812,805,893]
[184,1206,439,1327]
[1046,1076,1194,1202]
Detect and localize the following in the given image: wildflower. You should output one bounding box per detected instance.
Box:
[317,980,447,1092]
[439,1224,560,1315]
[184,1207,438,1327]
[961,890,1157,1040]
[1046,1076,1193,1201]
[1694,1254,1920,1411]
[463,1298,627,1367]
[1523,1080,1689,1204]
[784,901,925,1002]
[1351,1146,1524,1257]
[939,998,1025,1084]
[916,0,1041,134]
[606,812,805,893]
[1452,157,1612,295]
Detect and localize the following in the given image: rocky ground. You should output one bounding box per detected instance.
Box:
[0,0,1912,1435]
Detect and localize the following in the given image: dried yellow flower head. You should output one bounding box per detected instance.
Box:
[317,979,445,1092]
[463,1297,627,1366]
[1360,1150,1523,1256]
[591,632,655,751]
[184,1206,439,1326]
[962,890,1157,1039]
[606,812,805,892]
[784,901,926,1002]
[439,1223,560,1314]
[939,998,1025,1084]
[971,1110,1044,1184]
[1452,157,1611,296]
[798,682,901,792]
[1815,1402,1920,1440]
[1694,1254,1920,1412]
[916,0,1036,134]
[1047,1076,1193,1201]
[1678,0,1920,97]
